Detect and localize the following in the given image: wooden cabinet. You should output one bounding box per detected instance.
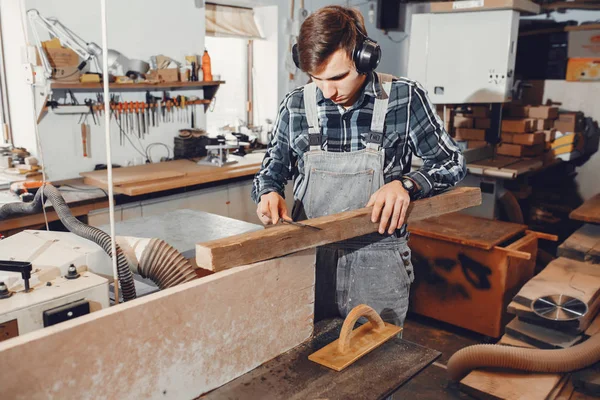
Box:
[408,213,538,338]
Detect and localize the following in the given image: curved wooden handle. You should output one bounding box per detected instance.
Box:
[338,304,386,354]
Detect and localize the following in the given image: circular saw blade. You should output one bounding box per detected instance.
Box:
[532,294,588,321]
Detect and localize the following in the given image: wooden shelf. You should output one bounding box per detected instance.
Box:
[542,1,600,11]
[51,80,225,92]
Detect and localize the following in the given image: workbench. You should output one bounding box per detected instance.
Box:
[203,318,441,400]
[413,154,559,220]
[0,180,108,236]
[80,153,264,196]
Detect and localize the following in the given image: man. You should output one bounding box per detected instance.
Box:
[251,5,466,327]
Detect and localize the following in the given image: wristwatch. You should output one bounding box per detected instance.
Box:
[400,176,419,199]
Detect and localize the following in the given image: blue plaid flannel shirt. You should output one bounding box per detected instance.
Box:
[251,72,466,205]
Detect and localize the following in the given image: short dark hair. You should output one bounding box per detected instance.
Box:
[297,6,367,74]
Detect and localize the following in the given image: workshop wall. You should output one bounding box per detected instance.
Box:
[2,0,207,180]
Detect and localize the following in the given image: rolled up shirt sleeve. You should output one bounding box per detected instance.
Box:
[404,82,467,198]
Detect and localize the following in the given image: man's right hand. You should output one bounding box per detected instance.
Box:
[257,192,289,225]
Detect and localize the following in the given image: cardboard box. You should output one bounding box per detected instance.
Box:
[52,66,82,83]
[455,128,486,141]
[502,118,534,133]
[45,47,80,68]
[501,132,545,146]
[467,140,487,149]
[429,0,540,14]
[566,24,600,59]
[566,58,600,82]
[453,116,474,129]
[475,118,491,129]
[554,112,585,133]
[528,106,558,120]
[147,68,180,83]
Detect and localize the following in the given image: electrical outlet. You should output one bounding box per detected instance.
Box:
[23,64,34,85]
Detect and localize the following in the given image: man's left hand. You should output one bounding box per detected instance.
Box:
[367,181,410,235]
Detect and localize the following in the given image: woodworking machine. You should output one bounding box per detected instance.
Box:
[0,230,112,340]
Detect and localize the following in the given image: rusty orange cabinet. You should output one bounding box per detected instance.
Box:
[408,213,540,338]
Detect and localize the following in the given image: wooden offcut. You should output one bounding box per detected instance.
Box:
[308,304,402,371]
[454,116,474,128]
[501,132,545,146]
[0,250,316,399]
[529,106,559,120]
[497,142,544,157]
[461,370,563,400]
[570,194,600,224]
[505,317,583,349]
[196,187,482,272]
[455,128,487,141]
[557,224,600,264]
[502,118,534,133]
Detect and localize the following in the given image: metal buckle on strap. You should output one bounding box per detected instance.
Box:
[308,133,322,146]
[367,132,384,145]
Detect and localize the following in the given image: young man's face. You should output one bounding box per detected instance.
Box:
[309,48,367,109]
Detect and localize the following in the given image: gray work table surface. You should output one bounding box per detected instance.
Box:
[202,318,441,400]
[98,209,262,258]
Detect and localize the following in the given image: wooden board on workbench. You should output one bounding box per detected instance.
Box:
[558,224,600,264]
[461,370,563,400]
[467,154,544,178]
[470,155,521,169]
[512,257,600,333]
[80,158,262,196]
[196,187,482,272]
[203,319,440,400]
[0,250,316,399]
[570,194,600,224]
[505,317,583,349]
[408,212,527,250]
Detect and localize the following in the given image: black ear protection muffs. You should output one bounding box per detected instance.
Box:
[292,27,381,75]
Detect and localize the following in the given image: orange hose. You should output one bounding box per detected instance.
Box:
[447,333,600,381]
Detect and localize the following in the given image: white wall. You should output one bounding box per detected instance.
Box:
[2,0,207,180]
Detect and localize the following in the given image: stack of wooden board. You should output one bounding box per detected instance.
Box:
[453,105,492,150]
[507,257,600,335]
[499,105,559,158]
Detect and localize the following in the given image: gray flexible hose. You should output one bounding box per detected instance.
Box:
[0,184,136,301]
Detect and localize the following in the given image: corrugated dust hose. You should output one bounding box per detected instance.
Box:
[447,333,600,381]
